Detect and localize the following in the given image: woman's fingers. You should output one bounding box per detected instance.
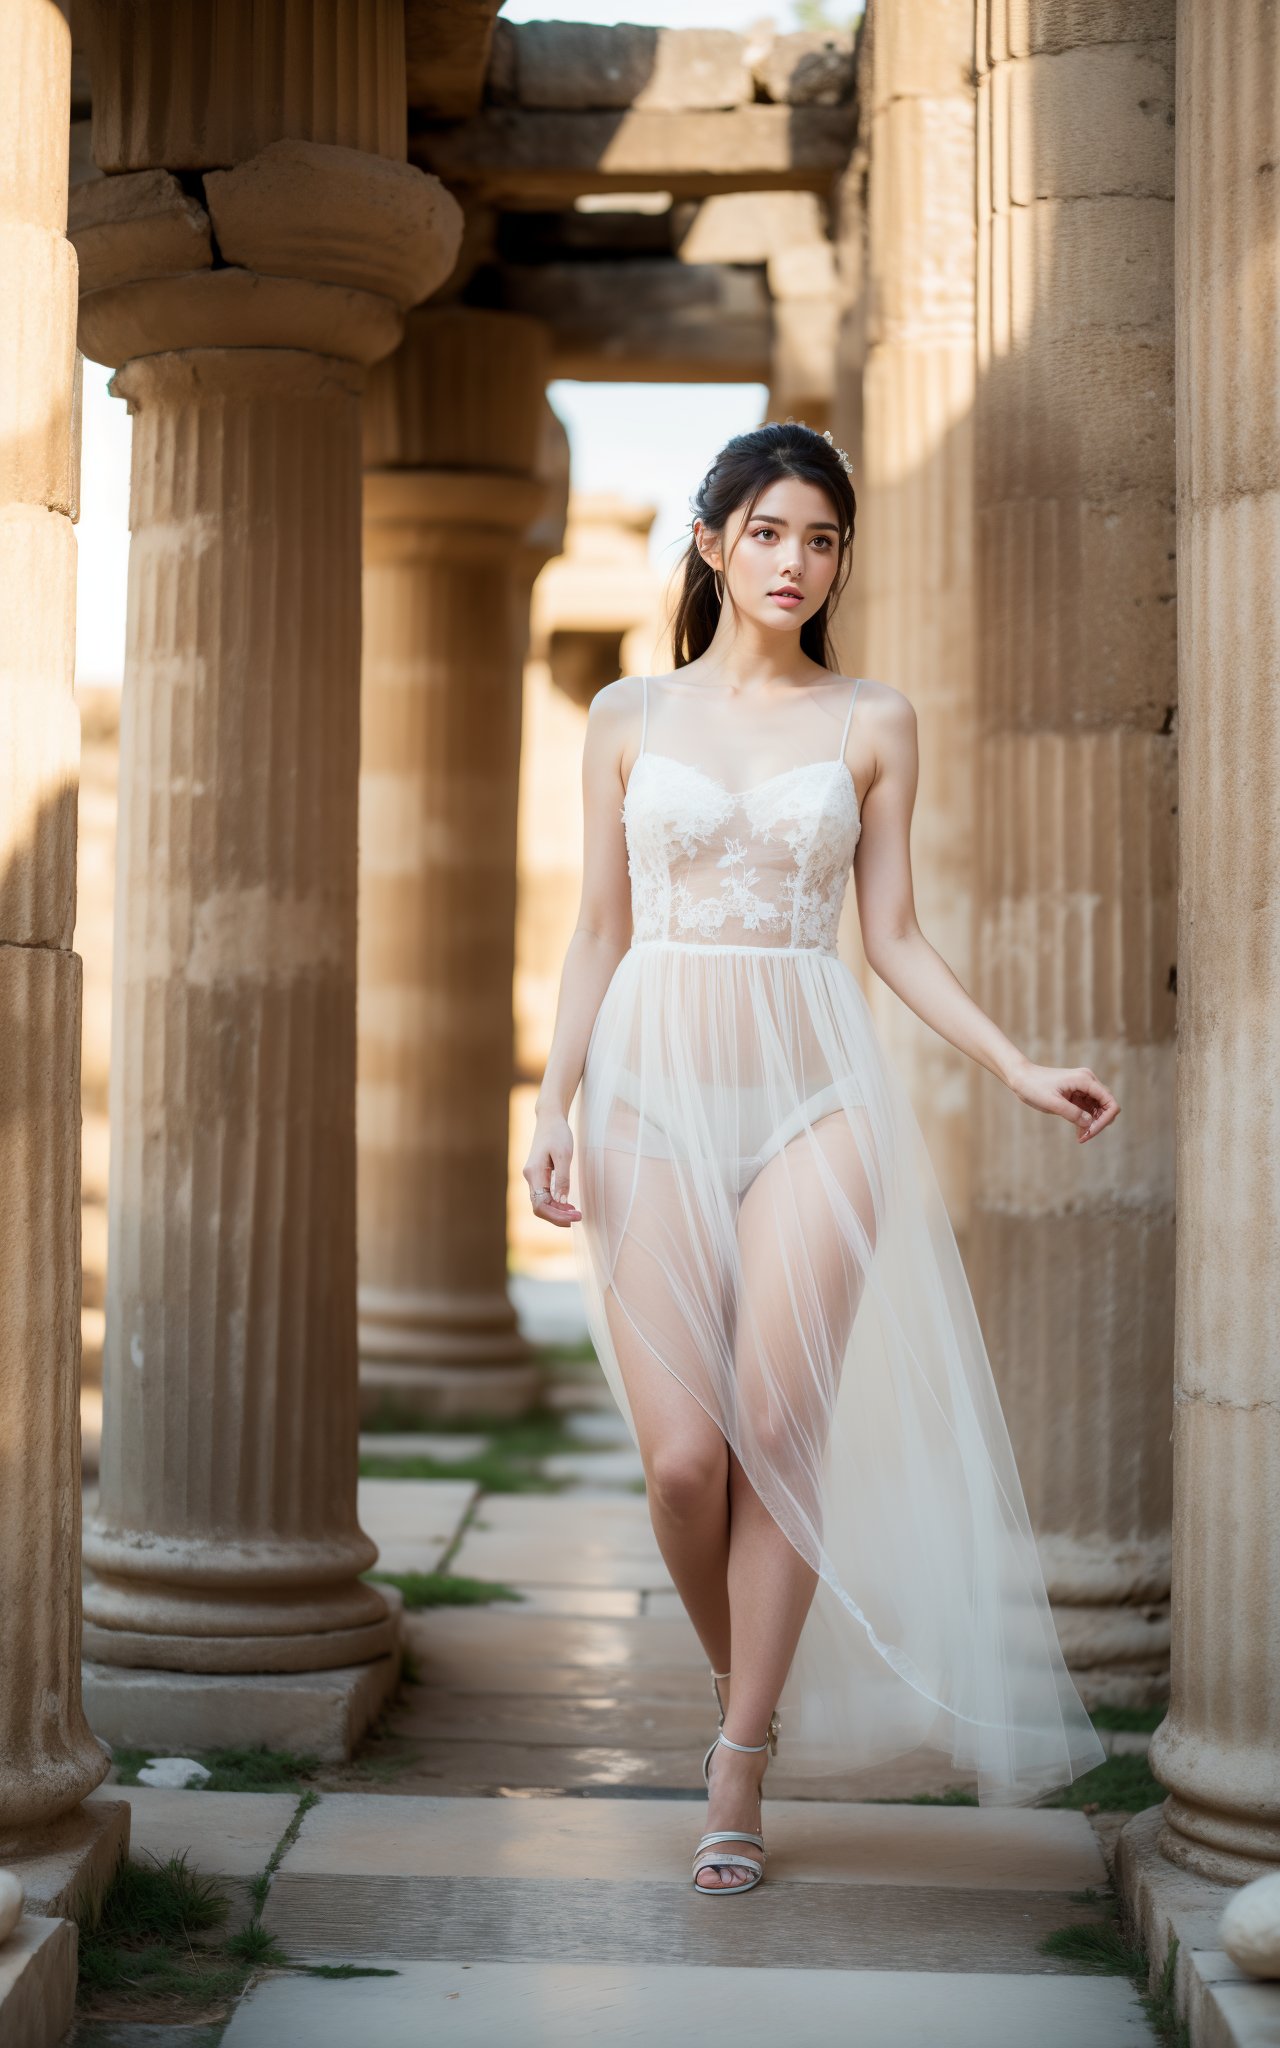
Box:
[523,1146,582,1226]
[1060,1069,1120,1141]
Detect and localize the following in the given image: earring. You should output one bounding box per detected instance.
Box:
[713,569,724,606]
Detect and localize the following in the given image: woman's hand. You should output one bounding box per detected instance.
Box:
[522,1112,583,1226]
[1007,1059,1120,1143]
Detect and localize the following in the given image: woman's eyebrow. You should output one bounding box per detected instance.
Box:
[750,514,840,531]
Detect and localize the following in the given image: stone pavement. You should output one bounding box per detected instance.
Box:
[66,1447,1160,2047]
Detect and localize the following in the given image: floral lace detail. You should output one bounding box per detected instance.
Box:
[622,752,860,951]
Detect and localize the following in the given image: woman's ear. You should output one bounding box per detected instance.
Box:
[692,519,723,574]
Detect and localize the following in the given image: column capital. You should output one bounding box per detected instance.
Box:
[363,467,549,550]
[71,139,464,371]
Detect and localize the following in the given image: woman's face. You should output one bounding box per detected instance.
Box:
[701,474,843,634]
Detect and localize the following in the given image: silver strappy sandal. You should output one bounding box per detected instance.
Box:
[692,1715,780,1898]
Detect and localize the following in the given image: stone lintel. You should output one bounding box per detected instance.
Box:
[411,105,859,205]
[493,259,771,385]
[82,1639,403,1765]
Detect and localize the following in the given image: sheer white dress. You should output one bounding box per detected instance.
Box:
[569,673,1105,1803]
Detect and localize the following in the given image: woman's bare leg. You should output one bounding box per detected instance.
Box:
[698,1109,876,1889]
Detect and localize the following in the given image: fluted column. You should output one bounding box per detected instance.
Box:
[74,0,462,1670]
[858,0,977,1239]
[1147,0,1280,1883]
[0,0,110,1841]
[357,307,552,1421]
[972,0,1177,1700]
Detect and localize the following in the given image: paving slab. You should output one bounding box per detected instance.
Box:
[405,1609,705,1673]
[277,1791,1106,1891]
[358,1432,490,1462]
[483,1586,649,1617]
[392,1687,713,1753]
[541,1449,648,1487]
[83,1787,297,1936]
[67,2025,226,2046]
[358,1479,478,1573]
[223,1959,1153,2047]
[450,1495,669,1591]
[563,1410,635,1448]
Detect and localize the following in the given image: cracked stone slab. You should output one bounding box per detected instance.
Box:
[223,1960,1152,2047]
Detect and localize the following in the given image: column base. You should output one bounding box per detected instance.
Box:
[0,1790,130,1914]
[82,1595,404,1763]
[82,1605,397,1676]
[1116,1805,1280,2046]
[359,1356,544,1424]
[1051,1599,1171,1708]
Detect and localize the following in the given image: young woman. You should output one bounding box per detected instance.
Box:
[523,420,1115,1897]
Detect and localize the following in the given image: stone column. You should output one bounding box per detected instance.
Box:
[971,0,1177,1702]
[72,1,462,1675]
[858,0,977,1239]
[357,306,553,1421]
[1146,0,1280,1884]
[0,0,110,1841]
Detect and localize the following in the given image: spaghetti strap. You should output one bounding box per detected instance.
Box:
[836,676,862,763]
[638,674,649,759]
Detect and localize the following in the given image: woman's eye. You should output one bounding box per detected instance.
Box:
[752,526,775,540]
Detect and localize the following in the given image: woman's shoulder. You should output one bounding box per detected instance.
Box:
[588,674,648,725]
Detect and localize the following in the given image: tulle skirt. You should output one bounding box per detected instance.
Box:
[569,936,1106,1804]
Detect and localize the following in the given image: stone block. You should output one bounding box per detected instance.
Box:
[0,508,78,946]
[1115,1807,1280,2044]
[870,0,974,102]
[67,166,212,295]
[77,267,405,371]
[3,1793,130,1920]
[357,1478,478,1573]
[495,23,752,113]
[996,0,1177,59]
[0,1915,77,2048]
[204,140,463,307]
[752,29,856,107]
[1008,45,1174,205]
[0,225,78,510]
[220,1958,1152,2047]
[83,1785,297,1936]
[675,190,827,267]
[82,1641,403,1765]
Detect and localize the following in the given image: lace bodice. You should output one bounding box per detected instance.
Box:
[620,675,862,953]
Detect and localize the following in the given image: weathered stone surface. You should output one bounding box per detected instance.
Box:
[67,166,212,295]
[204,139,463,306]
[675,189,827,267]
[85,0,408,172]
[972,0,1177,1696]
[0,0,106,1853]
[406,0,504,120]
[494,259,770,384]
[0,1916,77,2048]
[78,267,405,370]
[83,349,393,1676]
[359,310,551,1416]
[412,105,860,205]
[487,22,752,113]
[82,1646,403,1763]
[751,29,856,106]
[1140,0,1280,1884]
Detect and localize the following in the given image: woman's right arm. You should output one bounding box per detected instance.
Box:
[522,677,639,1226]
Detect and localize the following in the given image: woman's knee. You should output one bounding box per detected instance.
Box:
[647,1435,727,1518]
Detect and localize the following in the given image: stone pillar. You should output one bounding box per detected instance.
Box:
[857,0,977,1239]
[0,0,110,1841]
[72,1,462,1674]
[971,0,1177,1701]
[1146,0,1280,1884]
[357,307,554,1421]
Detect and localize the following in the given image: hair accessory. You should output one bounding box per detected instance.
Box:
[783,415,855,478]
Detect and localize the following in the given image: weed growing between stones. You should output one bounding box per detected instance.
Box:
[362,1567,525,1608]
[109,1746,324,1793]
[74,1846,262,2024]
[1038,1888,1191,2048]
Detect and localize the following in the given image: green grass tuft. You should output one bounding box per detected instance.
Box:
[295,1962,403,1978]
[1039,1920,1146,1975]
[1089,1703,1167,1734]
[866,1786,980,1806]
[110,1745,323,1794]
[75,1848,240,2009]
[363,1568,525,1608]
[1041,1751,1164,1812]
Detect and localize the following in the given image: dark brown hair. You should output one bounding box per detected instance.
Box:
[669,420,857,669]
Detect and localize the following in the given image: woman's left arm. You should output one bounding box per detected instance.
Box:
[852,686,1120,1144]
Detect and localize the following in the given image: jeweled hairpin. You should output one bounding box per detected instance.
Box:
[783,415,855,478]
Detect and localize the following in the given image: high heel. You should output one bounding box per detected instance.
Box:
[692,1730,773,1897]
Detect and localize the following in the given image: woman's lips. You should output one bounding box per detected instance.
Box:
[769,589,803,607]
